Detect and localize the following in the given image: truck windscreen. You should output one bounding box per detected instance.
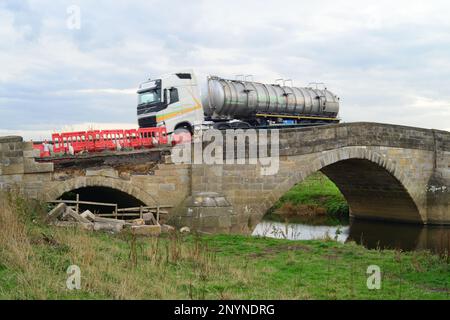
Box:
[139,88,161,105]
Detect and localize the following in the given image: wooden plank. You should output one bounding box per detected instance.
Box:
[150,212,157,225]
[116,205,172,212]
[48,200,117,207]
[148,210,169,215]
[97,213,141,217]
[156,206,160,225]
[47,200,170,221]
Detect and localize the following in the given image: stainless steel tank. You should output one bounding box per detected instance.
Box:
[202,76,340,119]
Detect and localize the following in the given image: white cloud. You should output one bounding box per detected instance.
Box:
[411,96,450,109]
[0,0,450,139]
[52,88,136,96]
[0,122,137,141]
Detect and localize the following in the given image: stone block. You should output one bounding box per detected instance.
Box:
[94,221,123,233]
[8,156,24,165]
[23,173,52,184]
[52,221,94,231]
[80,210,96,222]
[86,168,118,179]
[155,168,177,176]
[24,158,53,173]
[131,218,146,226]
[0,136,22,143]
[3,150,23,158]
[45,203,67,223]
[24,149,41,158]
[62,207,92,224]
[131,225,161,236]
[159,183,175,191]
[1,163,24,175]
[94,216,126,225]
[22,141,34,151]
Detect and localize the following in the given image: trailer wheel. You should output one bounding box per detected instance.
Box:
[231,121,251,129]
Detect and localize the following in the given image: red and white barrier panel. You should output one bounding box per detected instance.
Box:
[33,127,168,157]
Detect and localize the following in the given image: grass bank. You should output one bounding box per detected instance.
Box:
[0,192,449,299]
[266,172,349,225]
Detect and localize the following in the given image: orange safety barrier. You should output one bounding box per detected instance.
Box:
[124,129,141,148]
[32,144,50,158]
[36,127,168,158]
[85,130,101,152]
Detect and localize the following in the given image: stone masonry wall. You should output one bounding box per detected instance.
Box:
[1,122,449,234]
[0,136,53,197]
[42,160,191,214]
[188,122,448,232]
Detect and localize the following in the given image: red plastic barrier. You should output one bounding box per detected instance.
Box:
[124,129,140,148]
[85,130,100,152]
[51,133,63,153]
[63,131,88,153]
[32,144,50,158]
[44,127,168,157]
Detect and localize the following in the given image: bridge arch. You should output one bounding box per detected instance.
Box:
[255,146,424,227]
[44,176,158,207]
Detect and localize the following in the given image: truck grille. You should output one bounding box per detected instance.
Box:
[138,116,157,128]
[137,104,166,115]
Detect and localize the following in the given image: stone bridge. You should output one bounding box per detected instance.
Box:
[0,122,449,234]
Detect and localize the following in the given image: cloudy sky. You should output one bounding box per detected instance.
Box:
[0,0,449,140]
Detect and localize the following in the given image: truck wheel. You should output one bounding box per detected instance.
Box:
[215,123,231,130]
[172,127,192,146]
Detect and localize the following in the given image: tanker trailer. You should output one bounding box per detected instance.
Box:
[137,69,340,134]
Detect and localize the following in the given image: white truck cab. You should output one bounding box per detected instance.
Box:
[137,69,205,134]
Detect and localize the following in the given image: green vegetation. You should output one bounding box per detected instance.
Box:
[266,172,349,225]
[1,192,449,300]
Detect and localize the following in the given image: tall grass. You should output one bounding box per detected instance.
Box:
[0,191,243,299]
[1,191,449,300]
[0,191,63,298]
[0,192,33,271]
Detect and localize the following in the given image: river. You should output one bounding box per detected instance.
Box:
[253,218,450,254]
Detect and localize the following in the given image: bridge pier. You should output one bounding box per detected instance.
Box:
[172,191,235,233]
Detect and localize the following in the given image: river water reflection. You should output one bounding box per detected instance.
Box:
[252,219,450,254]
